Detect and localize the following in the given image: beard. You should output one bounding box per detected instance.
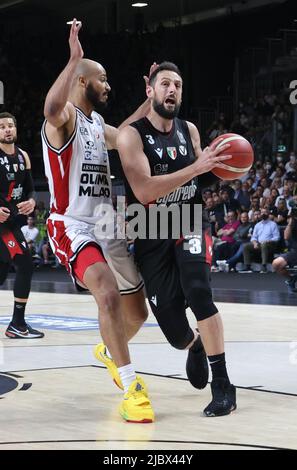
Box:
[153,98,181,120]
[0,135,17,144]
[86,83,108,113]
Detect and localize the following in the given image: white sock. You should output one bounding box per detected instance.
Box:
[118,364,137,393]
[104,346,112,359]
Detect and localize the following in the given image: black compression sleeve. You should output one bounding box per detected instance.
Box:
[23,169,36,200]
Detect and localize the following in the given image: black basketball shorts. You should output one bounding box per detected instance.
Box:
[0,223,29,264]
[135,229,218,321]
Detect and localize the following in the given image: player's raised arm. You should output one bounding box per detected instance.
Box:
[104,63,158,150]
[104,99,150,150]
[43,19,83,128]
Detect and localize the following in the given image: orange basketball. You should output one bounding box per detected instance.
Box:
[210,133,254,180]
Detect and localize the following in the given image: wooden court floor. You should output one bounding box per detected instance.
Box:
[0,291,297,450]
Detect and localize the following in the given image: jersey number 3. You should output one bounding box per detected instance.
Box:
[188,238,202,254]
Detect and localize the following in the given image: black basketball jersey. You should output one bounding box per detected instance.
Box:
[124,117,218,243]
[0,146,28,220]
[126,117,200,205]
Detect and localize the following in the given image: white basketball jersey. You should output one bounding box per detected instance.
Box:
[42,107,112,224]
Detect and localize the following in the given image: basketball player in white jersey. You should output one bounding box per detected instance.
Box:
[42,19,154,423]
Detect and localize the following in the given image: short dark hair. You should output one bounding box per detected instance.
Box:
[149,61,182,86]
[0,112,17,126]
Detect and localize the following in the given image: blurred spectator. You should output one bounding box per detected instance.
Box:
[207,121,228,141]
[21,216,39,255]
[285,176,297,197]
[212,192,221,206]
[214,189,241,228]
[258,177,271,198]
[271,199,288,226]
[275,187,292,210]
[285,152,296,174]
[241,208,280,273]
[216,211,253,272]
[272,211,297,293]
[233,180,250,210]
[213,211,240,265]
[202,189,213,203]
[270,177,283,195]
[270,165,286,183]
[270,188,280,200]
[35,202,48,240]
[205,197,217,237]
[248,196,260,221]
[261,192,279,214]
[250,209,262,224]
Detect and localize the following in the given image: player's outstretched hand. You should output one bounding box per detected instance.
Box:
[195,139,232,175]
[69,18,84,62]
[143,62,158,87]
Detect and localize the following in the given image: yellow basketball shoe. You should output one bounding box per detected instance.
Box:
[94,343,123,390]
[119,377,154,423]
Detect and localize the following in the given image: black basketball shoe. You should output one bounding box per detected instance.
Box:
[186,335,209,389]
[203,378,236,417]
[5,322,44,339]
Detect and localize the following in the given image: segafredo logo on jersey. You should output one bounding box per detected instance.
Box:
[289,80,297,105]
[156,180,197,204]
[0,81,4,105]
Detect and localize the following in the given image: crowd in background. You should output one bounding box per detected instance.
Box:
[205,87,294,159]
[202,157,297,273]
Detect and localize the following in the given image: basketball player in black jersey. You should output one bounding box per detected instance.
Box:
[0,112,44,339]
[117,62,236,417]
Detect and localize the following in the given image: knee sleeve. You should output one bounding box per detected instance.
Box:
[181,263,218,321]
[0,261,10,285]
[13,253,33,299]
[153,297,194,350]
